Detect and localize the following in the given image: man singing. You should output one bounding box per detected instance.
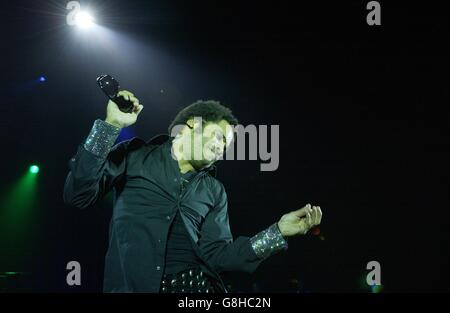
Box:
[63,90,323,293]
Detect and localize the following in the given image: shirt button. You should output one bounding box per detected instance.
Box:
[158,239,162,243]
[71,158,76,162]
[156,266,161,271]
[166,215,171,220]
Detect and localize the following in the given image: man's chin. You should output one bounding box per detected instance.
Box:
[190,160,215,171]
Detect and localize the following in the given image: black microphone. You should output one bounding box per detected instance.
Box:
[96,74,134,113]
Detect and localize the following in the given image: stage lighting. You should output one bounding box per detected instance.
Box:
[75,11,94,29]
[371,284,383,293]
[29,165,39,174]
[39,76,46,82]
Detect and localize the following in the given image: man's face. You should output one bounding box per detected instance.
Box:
[187,119,234,170]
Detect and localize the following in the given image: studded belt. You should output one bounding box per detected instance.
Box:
[160,268,216,293]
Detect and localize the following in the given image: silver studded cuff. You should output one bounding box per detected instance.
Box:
[83,119,120,158]
[250,223,288,260]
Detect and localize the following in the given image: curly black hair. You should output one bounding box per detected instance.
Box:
[168,100,238,135]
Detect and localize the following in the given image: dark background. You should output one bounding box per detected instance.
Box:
[0,0,448,292]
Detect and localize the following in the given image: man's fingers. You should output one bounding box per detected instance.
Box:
[295,205,322,236]
[118,90,134,97]
[293,204,312,217]
[117,91,129,101]
[136,104,144,115]
[316,206,322,225]
[311,206,317,225]
[118,92,141,115]
[132,102,143,114]
[130,95,139,104]
[118,90,136,101]
[306,212,312,227]
[312,206,321,225]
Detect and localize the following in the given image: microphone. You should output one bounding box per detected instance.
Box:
[96,74,134,113]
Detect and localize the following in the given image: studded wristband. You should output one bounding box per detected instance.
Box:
[84,119,120,158]
[250,223,288,259]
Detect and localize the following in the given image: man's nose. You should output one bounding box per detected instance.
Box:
[212,143,224,155]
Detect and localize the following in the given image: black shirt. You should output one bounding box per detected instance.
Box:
[64,134,264,292]
[164,211,201,275]
[164,170,202,274]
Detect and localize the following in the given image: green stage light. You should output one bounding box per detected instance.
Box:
[29,165,39,174]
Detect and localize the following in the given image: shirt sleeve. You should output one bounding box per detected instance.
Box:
[63,119,127,209]
[197,182,288,274]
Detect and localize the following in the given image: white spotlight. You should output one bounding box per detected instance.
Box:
[75,11,94,28]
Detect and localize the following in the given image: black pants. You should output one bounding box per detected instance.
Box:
[160,267,217,293]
